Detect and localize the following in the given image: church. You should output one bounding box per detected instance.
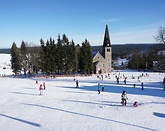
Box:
[92,24,112,74]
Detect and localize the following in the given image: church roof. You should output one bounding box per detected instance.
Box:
[92,51,98,58]
[103,24,111,47]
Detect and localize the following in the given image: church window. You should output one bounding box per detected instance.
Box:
[107,48,110,52]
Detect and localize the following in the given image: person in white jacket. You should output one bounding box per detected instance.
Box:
[121,90,128,106]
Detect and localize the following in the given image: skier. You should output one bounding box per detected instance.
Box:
[76,80,79,88]
[98,83,101,94]
[39,84,43,95]
[121,90,128,106]
[43,82,46,90]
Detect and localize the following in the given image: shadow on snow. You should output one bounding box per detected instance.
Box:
[153,112,165,118]
[0,114,40,127]
[23,103,158,131]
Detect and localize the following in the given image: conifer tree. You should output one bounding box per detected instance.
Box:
[28,44,40,75]
[56,34,64,74]
[79,39,93,74]
[11,42,21,75]
[46,38,56,75]
[70,40,77,73]
[40,39,46,74]
[75,44,80,73]
[62,34,70,74]
[20,41,28,76]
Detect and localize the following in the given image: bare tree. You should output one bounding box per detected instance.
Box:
[155,26,165,44]
[154,26,165,72]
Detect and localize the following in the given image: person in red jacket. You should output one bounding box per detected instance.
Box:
[39,84,43,95]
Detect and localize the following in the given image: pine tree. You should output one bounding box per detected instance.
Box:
[40,39,46,74]
[79,39,93,74]
[20,41,28,77]
[47,38,56,75]
[70,40,77,73]
[28,44,40,75]
[11,42,21,75]
[75,44,81,73]
[62,34,72,74]
[56,34,64,74]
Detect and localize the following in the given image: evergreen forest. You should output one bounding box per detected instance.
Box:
[10,34,93,76]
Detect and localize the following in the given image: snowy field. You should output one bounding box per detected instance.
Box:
[0,54,165,131]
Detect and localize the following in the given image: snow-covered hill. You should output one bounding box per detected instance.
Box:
[0,54,165,131]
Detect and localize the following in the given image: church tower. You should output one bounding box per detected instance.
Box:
[103,24,112,73]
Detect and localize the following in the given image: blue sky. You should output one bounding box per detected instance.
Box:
[0,0,165,48]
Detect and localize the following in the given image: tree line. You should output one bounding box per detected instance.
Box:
[127,44,165,71]
[11,34,94,76]
[128,26,165,71]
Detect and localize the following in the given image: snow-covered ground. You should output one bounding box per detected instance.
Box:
[0,54,13,76]
[0,54,165,131]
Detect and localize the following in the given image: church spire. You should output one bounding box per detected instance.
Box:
[103,24,111,47]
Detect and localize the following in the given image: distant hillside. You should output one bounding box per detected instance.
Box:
[0,48,10,54]
[91,44,155,59]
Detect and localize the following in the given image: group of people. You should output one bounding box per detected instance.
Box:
[121,90,138,107]
[97,83,104,94]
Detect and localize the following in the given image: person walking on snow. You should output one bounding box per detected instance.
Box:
[43,82,46,90]
[141,82,144,90]
[98,83,101,94]
[76,80,79,88]
[39,84,43,95]
[121,90,128,106]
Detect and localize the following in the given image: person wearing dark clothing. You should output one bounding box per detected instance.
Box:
[76,80,79,88]
[116,77,119,84]
[43,82,46,90]
[141,82,144,90]
[98,83,101,94]
[101,86,104,91]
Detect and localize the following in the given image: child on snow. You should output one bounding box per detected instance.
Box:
[141,82,144,90]
[121,90,128,106]
[101,85,104,91]
[98,83,101,94]
[76,80,79,88]
[43,82,46,90]
[163,77,165,91]
[39,84,43,95]
[133,101,138,107]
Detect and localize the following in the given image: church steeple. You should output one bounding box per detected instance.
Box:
[103,24,111,47]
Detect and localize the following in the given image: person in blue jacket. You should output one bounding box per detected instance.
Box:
[98,83,101,94]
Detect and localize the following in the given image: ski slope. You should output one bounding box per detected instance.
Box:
[0,54,165,131]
